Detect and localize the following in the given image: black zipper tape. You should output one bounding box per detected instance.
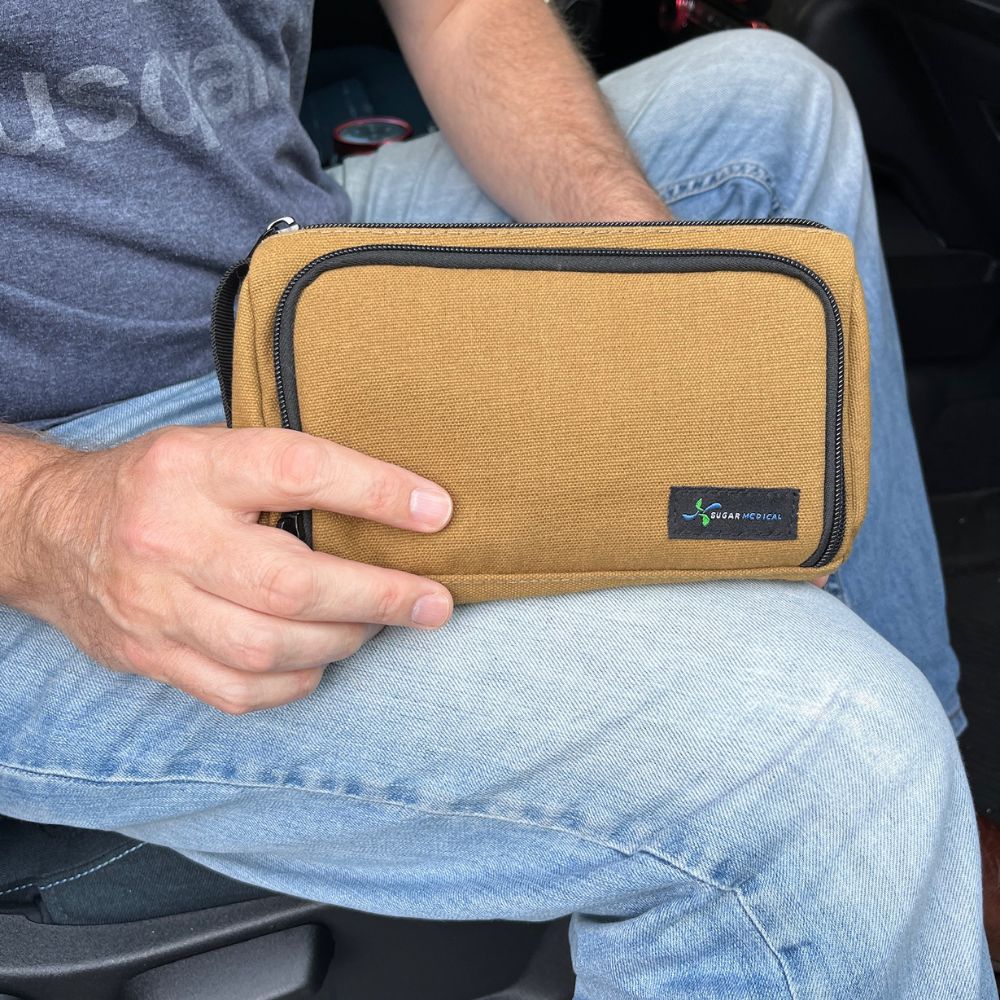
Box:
[264,241,845,569]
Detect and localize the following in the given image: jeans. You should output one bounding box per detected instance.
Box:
[0,29,991,999]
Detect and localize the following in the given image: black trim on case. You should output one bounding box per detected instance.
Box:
[270,244,846,569]
[210,258,250,427]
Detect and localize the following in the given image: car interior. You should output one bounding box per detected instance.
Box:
[1,1,998,997]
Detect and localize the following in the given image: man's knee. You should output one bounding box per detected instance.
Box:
[614,29,867,214]
[826,644,958,798]
[676,29,852,131]
[511,584,960,848]
[682,586,954,835]
[761,617,963,865]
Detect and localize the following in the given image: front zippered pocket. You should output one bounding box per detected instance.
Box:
[267,243,846,569]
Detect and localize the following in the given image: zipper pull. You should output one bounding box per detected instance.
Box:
[250,216,300,255]
[264,216,300,236]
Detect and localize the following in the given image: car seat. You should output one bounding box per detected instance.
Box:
[0,817,574,999]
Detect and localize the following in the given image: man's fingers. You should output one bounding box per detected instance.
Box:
[148,645,325,714]
[190,522,454,628]
[203,428,453,532]
[164,589,381,673]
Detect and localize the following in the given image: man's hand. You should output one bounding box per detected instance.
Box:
[2,427,454,714]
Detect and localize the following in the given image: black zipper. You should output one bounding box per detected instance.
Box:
[263,225,844,568]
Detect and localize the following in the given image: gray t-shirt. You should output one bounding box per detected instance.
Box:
[1,0,350,423]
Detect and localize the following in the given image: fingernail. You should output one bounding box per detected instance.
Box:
[409,487,452,530]
[411,593,452,628]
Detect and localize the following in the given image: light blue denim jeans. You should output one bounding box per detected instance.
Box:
[1,30,992,1000]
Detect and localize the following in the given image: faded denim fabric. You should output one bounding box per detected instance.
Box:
[1,30,990,999]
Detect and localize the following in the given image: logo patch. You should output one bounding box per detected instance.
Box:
[668,487,799,541]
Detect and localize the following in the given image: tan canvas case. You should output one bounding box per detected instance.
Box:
[212,220,870,603]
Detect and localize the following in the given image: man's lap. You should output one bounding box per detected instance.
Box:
[1,423,982,994]
[0,371,956,918]
[0,537,953,928]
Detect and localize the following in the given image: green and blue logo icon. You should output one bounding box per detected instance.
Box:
[682,497,723,527]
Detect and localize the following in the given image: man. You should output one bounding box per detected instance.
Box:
[0,1,994,996]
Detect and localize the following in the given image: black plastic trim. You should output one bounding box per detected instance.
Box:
[0,894,568,1000]
[272,244,846,569]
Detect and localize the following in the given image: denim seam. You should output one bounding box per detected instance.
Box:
[0,762,795,996]
[660,161,784,215]
[0,842,145,897]
[734,892,798,998]
[616,61,786,226]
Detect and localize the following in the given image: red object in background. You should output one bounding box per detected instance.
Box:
[332,116,414,158]
[660,0,769,34]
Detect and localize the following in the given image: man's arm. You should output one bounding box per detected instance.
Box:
[380,0,671,223]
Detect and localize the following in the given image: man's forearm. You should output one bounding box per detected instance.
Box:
[382,0,670,223]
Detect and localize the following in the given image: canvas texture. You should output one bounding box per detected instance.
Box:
[228,224,870,603]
